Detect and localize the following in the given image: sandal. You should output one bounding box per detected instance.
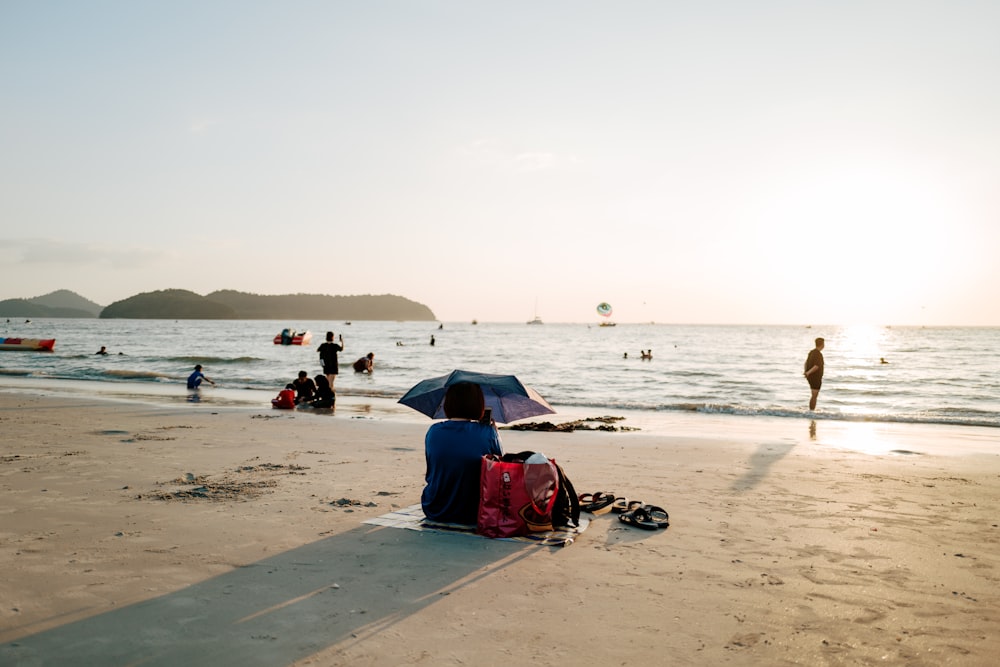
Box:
[612,498,644,513]
[618,508,658,530]
[619,505,669,530]
[611,497,630,513]
[579,491,616,515]
[640,505,670,529]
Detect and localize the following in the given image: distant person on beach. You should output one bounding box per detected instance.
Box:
[308,374,335,408]
[318,331,343,388]
[421,382,502,525]
[95,346,108,355]
[880,357,889,364]
[353,352,375,373]
[430,335,435,346]
[187,364,215,389]
[641,349,652,360]
[292,370,316,404]
[271,384,296,409]
[804,337,825,411]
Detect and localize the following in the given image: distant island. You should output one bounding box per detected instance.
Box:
[0,289,103,318]
[0,289,436,321]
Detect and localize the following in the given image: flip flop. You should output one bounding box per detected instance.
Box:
[618,508,658,530]
[611,497,630,513]
[640,505,670,529]
[580,491,616,515]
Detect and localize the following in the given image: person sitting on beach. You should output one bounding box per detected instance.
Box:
[187,364,215,389]
[271,384,296,409]
[291,370,316,404]
[353,352,375,373]
[421,382,502,525]
[95,346,109,355]
[307,374,335,408]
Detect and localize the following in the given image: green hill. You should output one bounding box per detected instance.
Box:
[100,290,238,319]
[0,290,102,318]
[98,289,436,320]
[207,290,436,321]
[30,289,103,316]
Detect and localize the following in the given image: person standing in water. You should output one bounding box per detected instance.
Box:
[804,337,825,411]
[318,331,344,388]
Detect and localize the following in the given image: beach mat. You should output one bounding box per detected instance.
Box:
[364,504,588,547]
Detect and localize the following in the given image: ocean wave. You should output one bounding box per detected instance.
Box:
[525,396,1000,429]
[102,369,174,381]
[166,355,266,365]
[659,403,1000,429]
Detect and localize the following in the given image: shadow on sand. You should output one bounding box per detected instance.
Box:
[2,524,532,666]
[729,441,796,492]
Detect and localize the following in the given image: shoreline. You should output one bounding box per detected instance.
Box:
[2,392,999,664]
[1,374,997,459]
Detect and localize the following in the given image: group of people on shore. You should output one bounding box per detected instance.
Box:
[181,330,378,410]
[270,331,377,410]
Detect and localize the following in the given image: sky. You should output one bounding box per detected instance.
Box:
[2,1,998,325]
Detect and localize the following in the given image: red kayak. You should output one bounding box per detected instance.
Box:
[0,337,56,352]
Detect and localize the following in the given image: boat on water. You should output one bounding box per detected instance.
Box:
[526,299,544,325]
[599,321,617,327]
[0,337,56,352]
[273,329,313,345]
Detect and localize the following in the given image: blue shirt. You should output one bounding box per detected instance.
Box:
[421,420,503,525]
[187,370,206,389]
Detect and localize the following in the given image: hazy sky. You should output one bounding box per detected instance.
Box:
[2,1,998,325]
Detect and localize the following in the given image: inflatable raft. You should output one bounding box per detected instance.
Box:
[0,337,56,352]
[273,329,312,345]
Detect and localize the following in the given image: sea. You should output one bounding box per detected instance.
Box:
[1,319,997,434]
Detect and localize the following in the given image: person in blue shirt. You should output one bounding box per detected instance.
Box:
[186,364,215,389]
[421,382,502,525]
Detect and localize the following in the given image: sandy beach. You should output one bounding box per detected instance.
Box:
[1,393,998,666]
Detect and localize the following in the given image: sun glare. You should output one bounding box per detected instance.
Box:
[755,154,964,325]
[837,324,886,361]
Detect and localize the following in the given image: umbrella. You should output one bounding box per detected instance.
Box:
[398,369,556,424]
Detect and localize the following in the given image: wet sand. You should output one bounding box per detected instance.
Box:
[1,393,998,666]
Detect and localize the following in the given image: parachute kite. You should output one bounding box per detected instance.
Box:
[596,302,613,317]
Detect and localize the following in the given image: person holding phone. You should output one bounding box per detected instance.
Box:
[421,383,502,525]
[317,331,344,388]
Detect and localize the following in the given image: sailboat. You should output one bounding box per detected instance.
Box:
[527,300,543,325]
